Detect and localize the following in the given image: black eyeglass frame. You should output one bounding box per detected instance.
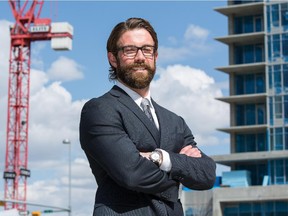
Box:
[116,45,156,58]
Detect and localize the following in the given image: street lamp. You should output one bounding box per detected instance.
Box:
[62,138,71,216]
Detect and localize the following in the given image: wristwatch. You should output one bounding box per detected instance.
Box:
[149,149,163,166]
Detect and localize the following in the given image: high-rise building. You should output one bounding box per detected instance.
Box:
[210,0,288,215]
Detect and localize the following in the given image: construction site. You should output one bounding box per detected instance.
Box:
[1,0,288,216]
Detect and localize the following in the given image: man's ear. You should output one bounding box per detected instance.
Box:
[108,52,117,68]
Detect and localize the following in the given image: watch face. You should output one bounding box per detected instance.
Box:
[151,152,160,161]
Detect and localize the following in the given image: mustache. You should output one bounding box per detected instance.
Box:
[126,63,152,70]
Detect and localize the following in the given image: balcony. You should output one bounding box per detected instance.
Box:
[216,62,265,75]
[216,32,264,46]
[211,150,288,166]
[215,2,263,17]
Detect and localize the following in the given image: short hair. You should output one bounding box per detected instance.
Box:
[106,17,158,81]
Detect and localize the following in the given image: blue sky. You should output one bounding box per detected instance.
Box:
[0,1,230,215]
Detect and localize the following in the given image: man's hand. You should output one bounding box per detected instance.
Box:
[140,145,201,159]
[140,152,151,159]
[180,145,201,158]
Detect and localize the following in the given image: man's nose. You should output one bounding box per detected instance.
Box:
[134,49,146,60]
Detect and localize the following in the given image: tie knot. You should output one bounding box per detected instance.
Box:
[141,98,150,109]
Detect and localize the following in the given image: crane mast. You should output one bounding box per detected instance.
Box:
[3,0,73,211]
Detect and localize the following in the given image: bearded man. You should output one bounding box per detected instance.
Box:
[79,17,216,216]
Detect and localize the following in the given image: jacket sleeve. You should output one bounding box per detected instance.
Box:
[79,98,178,195]
[168,118,216,190]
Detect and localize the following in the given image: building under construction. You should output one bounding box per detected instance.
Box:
[182,0,288,215]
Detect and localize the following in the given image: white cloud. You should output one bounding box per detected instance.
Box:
[0,67,92,215]
[27,158,95,215]
[151,64,229,147]
[158,24,211,63]
[47,56,84,82]
[31,43,48,70]
[184,24,209,42]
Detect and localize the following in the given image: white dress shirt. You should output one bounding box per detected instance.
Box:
[116,81,172,172]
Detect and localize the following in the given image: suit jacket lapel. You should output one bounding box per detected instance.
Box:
[110,86,160,146]
[152,99,171,150]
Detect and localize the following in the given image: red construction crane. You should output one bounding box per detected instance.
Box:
[3,0,73,212]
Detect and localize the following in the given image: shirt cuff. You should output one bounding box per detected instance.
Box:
[159,149,172,172]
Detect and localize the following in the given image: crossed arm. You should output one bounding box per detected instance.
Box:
[140,145,202,164]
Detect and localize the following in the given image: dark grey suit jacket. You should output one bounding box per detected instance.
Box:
[79,85,216,216]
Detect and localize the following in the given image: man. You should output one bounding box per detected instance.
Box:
[79,17,216,216]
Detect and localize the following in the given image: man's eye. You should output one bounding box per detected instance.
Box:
[125,47,136,52]
[143,48,152,52]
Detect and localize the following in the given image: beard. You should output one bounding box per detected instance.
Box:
[116,60,156,89]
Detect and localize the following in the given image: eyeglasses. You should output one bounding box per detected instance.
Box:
[117,45,156,58]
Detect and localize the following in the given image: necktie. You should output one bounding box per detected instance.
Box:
[141,98,155,125]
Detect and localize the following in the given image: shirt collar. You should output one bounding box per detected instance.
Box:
[116,81,154,109]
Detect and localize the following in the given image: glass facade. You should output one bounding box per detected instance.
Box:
[267,3,288,32]
[223,201,288,216]
[213,1,288,215]
[229,1,288,186]
[266,0,288,192]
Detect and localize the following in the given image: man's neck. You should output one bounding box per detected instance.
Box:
[118,80,150,98]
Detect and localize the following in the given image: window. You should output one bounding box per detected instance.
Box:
[256,74,265,93]
[234,17,242,34]
[281,3,288,30]
[272,159,285,184]
[244,16,253,33]
[244,45,254,63]
[275,128,283,150]
[270,127,288,151]
[236,133,267,153]
[245,74,254,94]
[234,44,264,64]
[274,65,282,93]
[235,104,266,126]
[246,104,256,125]
[235,75,244,94]
[236,163,267,186]
[268,64,288,93]
[282,33,288,61]
[255,45,263,62]
[255,16,263,32]
[257,105,265,124]
[272,34,280,61]
[267,5,271,32]
[275,96,283,119]
[284,96,288,123]
[284,65,288,92]
[269,97,274,125]
[285,127,288,150]
[272,4,280,27]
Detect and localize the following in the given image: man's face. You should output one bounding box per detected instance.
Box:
[109,29,158,89]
